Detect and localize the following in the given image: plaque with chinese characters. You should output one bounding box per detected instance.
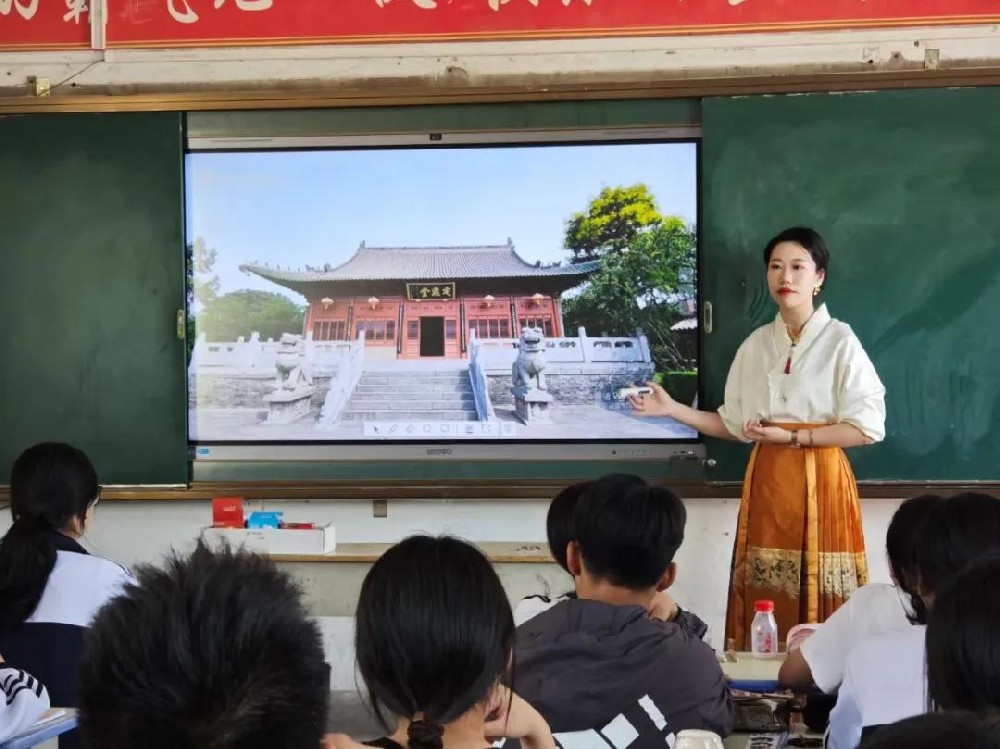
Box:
[406,282,456,301]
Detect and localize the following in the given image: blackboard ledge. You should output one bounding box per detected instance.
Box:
[3,480,997,502]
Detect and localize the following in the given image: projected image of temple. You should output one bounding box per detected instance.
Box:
[187,237,691,441]
[184,141,699,443]
[240,240,596,360]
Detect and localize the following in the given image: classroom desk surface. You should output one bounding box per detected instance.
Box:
[275,541,553,563]
[720,653,783,682]
[0,708,77,749]
[723,734,790,748]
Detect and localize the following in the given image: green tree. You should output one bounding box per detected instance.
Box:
[189,237,220,307]
[197,290,305,342]
[185,237,221,358]
[562,201,697,372]
[564,184,663,262]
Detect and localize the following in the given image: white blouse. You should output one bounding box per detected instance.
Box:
[717,305,886,442]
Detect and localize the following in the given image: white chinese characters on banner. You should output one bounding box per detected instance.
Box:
[63,0,87,23]
[374,0,593,9]
[488,0,593,8]
[214,0,273,8]
[0,0,39,21]
[169,0,274,24]
[374,0,439,8]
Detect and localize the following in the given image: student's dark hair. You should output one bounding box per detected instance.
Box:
[0,442,99,626]
[859,711,1000,749]
[547,475,647,573]
[573,474,686,590]
[885,494,942,625]
[915,492,1000,599]
[926,555,1000,712]
[77,541,329,749]
[763,227,830,286]
[355,535,514,749]
[547,482,587,572]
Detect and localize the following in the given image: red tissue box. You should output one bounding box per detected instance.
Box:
[212,497,245,529]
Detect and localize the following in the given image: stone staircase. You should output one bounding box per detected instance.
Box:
[341,369,479,422]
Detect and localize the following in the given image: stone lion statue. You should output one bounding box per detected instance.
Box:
[273,333,312,391]
[512,326,547,392]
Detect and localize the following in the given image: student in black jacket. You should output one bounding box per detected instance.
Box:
[514,477,711,643]
[515,475,734,746]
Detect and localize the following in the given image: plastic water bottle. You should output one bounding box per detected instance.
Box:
[750,600,779,658]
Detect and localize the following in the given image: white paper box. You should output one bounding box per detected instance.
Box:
[202,525,337,556]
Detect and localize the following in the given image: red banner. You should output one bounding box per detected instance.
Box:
[106,0,1000,48]
[0,0,89,49]
[3,0,998,51]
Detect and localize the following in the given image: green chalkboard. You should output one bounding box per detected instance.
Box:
[0,113,187,485]
[701,89,1000,482]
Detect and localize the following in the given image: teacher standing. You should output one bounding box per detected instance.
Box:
[631,227,886,648]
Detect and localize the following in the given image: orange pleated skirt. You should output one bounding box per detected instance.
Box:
[724,424,868,650]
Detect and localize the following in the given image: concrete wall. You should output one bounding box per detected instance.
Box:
[0,25,998,101]
[0,495,903,647]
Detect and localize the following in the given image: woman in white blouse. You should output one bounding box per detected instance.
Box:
[631,227,886,648]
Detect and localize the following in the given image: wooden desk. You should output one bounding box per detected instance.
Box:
[274,541,554,564]
[720,653,782,683]
[723,734,788,748]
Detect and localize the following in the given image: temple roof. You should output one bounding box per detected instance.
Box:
[240,242,599,284]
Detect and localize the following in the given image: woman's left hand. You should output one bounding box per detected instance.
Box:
[743,420,792,444]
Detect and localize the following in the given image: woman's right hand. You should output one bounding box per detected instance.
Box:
[485,686,555,749]
[628,382,678,418]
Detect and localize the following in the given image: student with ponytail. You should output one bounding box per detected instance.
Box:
[0,443,132,737]
[327,535,554,749]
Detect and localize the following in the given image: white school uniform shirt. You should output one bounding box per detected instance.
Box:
[825,625,927,749]
[799,583,915,694]
[0,533,134,709]
[0,664,50,743]
[717,305,886,442]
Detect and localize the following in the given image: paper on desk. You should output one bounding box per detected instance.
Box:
[30,709,66,728]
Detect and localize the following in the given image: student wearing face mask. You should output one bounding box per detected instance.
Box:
[631,227,886,648]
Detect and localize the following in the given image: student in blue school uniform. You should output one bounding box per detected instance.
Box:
[0,443,133,748]
[0,653,50,744]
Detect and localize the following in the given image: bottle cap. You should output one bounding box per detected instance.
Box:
[754,600,775,613]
